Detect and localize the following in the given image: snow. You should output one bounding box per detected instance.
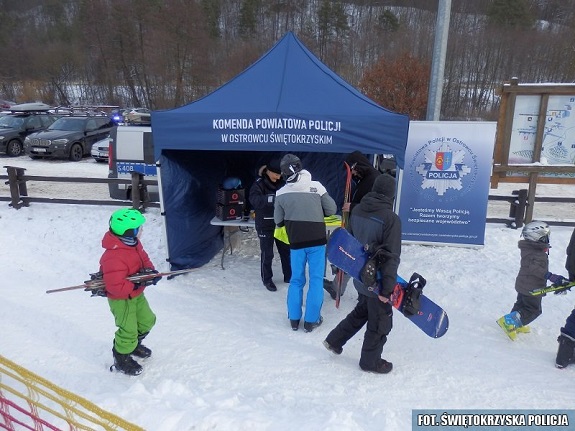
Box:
[1,156,575,430]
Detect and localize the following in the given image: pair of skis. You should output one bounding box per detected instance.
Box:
[45,268,196,294]
[333,161,352,308]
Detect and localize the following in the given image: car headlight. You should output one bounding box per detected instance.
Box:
[0,136,4,141]
[53,139,69,145]
[24,137,31,143]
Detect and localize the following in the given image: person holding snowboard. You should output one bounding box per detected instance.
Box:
[324,151,381,300]
[497,221,566,340]
[249,158,291,292]
[100,207,161,376]
[323,173,401,374]
[274,154,337,332]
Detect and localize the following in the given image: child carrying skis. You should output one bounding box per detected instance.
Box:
[497,221,566,340]
[100,208,161,375]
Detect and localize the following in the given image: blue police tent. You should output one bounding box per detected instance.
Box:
[151,32,409,269]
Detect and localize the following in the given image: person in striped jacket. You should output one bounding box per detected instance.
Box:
[274,154,337,332]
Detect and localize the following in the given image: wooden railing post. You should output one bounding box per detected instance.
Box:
[508,189,528,228]
[131,172,142,211]
[130,172,150,212]
[4,166,28,209]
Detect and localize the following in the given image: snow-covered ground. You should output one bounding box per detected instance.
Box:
[1,155,574,430]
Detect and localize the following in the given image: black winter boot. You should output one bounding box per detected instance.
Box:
[304,316,323,333]
[112,347,143,376]
[323,279,337,300]
[360,358,393,374]
[132,343,152,359]
[290,319,300,331]
[131,333,152,359]
[556,333,575,369]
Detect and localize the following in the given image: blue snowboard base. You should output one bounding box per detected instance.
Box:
[327,228,449,338]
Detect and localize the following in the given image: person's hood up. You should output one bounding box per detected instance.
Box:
[345,151,373,177]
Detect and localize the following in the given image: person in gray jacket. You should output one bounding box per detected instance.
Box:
[497,221,566,338]
[274,154,337,332]
[323,174,401,374]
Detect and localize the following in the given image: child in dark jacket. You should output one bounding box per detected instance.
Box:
[497,221,564,340]
[100,208,161,376]
[249,159,291,292]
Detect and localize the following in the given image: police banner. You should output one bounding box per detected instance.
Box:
[398,121,496,246]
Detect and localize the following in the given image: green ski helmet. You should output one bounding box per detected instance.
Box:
[109,208,146,236]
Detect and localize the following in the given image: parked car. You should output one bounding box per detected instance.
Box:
[0,105,58,156]
[123,108,151,125]
[24,115,114,161]
[0,99,16,109]
[91,135,110,162]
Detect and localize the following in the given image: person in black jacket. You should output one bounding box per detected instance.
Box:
[555,228,575,369]
[323,173,401,374]
[344,150,381,214]
[324,151,382,300]
[249,159,291,292]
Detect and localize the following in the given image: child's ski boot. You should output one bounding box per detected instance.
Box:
[497,311,523,341]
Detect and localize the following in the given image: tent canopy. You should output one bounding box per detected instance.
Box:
[151,32,409,269]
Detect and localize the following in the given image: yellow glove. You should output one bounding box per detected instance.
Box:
[324,215,342,226]
[274,226,290,244]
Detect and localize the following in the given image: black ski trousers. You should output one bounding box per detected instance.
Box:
[258,230,291,284]
[511,292,542,325]
[325,293,393,370]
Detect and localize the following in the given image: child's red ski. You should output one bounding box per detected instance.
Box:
[334,161,352,308]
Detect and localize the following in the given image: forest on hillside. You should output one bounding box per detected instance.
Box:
[0,0,574,120]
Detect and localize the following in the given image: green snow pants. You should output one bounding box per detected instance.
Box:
[108,294,156,355]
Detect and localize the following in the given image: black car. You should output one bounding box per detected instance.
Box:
[0,111,58,156]
[24,115,114,161]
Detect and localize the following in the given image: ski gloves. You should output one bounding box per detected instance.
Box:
[133,268,162,289]
[545,272,568,286]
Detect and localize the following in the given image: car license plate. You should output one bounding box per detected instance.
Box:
[34,148,47,152]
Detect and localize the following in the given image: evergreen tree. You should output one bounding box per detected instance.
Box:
[239,0,261,39]
[487,0,535,29]
[201,0,221,39]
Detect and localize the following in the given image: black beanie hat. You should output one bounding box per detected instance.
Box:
[372,173,396,198]
[267,158,282,175]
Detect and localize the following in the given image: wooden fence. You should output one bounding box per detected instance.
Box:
[2,165,574,227]
[1,166,159,212]
[486,189,575,228]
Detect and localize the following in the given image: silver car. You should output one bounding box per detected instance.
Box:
[91,135,110,162]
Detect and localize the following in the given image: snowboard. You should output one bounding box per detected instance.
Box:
[326,227,449,338]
